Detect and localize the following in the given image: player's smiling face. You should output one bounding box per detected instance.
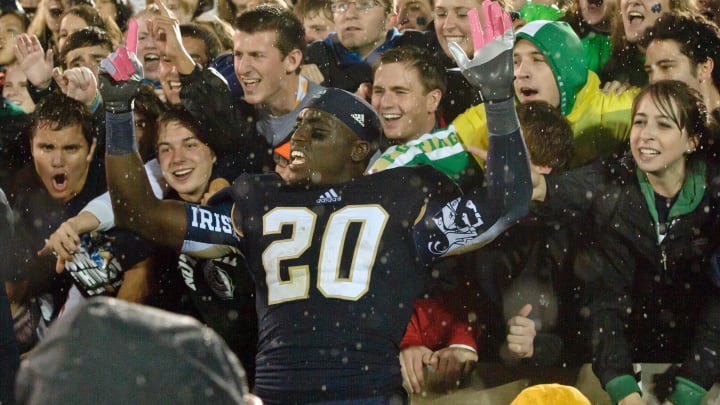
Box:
[286,108,361,186]
[32,123,96,203]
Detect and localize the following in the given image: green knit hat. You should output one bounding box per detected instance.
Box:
[516,20,588,116]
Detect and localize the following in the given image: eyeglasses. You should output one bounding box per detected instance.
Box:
[331,0,381,13]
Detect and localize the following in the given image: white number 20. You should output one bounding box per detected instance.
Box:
[262,205,388,304]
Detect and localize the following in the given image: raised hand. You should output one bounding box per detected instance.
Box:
[53,66,98,107]
[98,19,144,113]
[447,1,514,102]
[147,0,195,75]
[13,34,54,88]
[38,212,102,273]
[38,221,81,273]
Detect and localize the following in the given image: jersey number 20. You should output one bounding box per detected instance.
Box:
[262,206,389,304]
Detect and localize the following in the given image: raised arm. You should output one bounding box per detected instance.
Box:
[13,34,54,95]
[148,0,196,76]
[417,2,531,259]
[100,24,188,250]
[451,3,530,220]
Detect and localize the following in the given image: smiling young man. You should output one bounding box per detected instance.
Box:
[368,46,481,188]
[100,7,531,401]
[371,46,442,145]
[159,4,325,170]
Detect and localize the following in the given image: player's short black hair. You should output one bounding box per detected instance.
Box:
[305,87,382,144]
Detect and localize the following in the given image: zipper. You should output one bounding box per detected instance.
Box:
[661,247,668,272]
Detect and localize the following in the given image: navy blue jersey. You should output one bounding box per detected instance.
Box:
[182,159,528,403]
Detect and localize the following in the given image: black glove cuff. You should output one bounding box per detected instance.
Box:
[106,112,137,155]
[104,100,134,114]
[485,98,520,136]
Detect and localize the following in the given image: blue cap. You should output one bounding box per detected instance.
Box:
[305,88,381,143]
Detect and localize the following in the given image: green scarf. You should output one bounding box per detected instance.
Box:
[636,159,706,238]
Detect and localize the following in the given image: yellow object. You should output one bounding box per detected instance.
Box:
[511,384,592,405]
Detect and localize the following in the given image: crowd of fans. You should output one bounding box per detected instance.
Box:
[1,0,720,403]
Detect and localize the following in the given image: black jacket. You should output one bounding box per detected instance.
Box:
[534,154,720,390]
